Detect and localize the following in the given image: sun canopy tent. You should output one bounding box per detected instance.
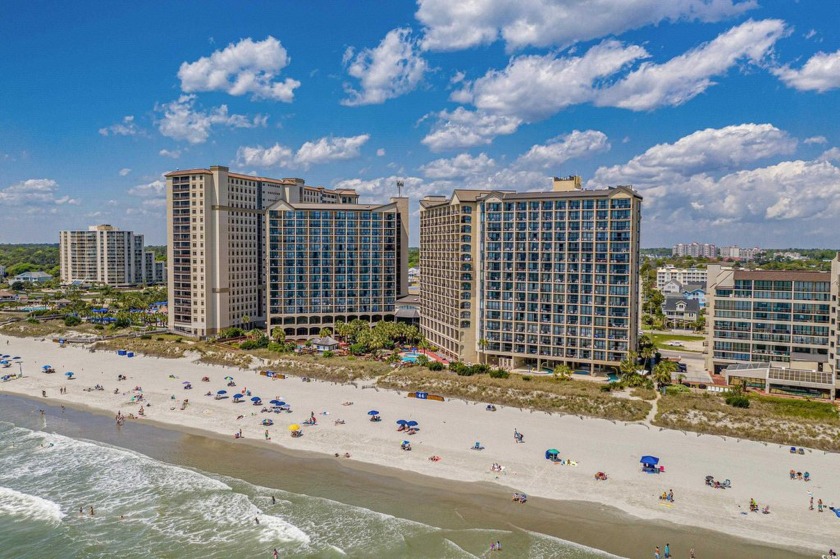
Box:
[640,455,661,473]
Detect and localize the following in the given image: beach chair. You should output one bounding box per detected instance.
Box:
[472,442,483,450]
[798,448,805,455]
[790,446,797,454]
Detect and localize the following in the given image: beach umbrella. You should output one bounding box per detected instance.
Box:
[640,455,659,465]
[288,424,301,431]
[251,396,261,402]
[217,390,227,395]
[233,394,244,399]
[368,410,380,416]
[11,356,20,360]
[65,372,74,377]
[224,376,234,381]
[270,399,284,405]
[182,381,191,384]
[42,365,51,370]
[407,420,418,427]
[396,419,408,425]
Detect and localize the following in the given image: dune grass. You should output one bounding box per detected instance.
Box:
[653,391,840,451]
[377,369,651,422]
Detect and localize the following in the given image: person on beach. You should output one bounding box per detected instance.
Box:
[689,548,695,559]
[663,542,670,558]
[818,498,824,512]
[264,429,270,441]
[654,545,660,559]
[810,496,814,510]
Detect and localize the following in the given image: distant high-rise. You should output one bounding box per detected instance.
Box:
[672,242,716,258]
[59,224,164,287]
[420,176,642,371]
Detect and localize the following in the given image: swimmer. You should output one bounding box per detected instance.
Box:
[255,517,260,525]
[271,495,276,505]
[89,506,95,516]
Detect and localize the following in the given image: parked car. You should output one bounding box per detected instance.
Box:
[666,341,684,347]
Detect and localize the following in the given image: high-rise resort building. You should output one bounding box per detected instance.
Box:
[420,176,642,372]
[265,197,409,338]
[166,165,407,338]
[59,225,165,287]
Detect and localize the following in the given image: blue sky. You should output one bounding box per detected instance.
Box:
[1,0,839,247]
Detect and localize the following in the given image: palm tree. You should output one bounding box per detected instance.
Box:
[652,361,677,388]
[619,350,639,378]
[319,327,332,338]
[241,315,250,329]
[478,338,488,365]
[271,327,285,344]
[553,363,572,381]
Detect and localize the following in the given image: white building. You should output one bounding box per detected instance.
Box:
[656,266,708,290]
[719,246,762,261]
[59,225,164,287]
[12,271,52,284]
[672,243,716,258]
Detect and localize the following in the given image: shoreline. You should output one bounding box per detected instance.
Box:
[0,334,831,556]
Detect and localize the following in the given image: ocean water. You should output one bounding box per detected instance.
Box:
[0,403,615,559]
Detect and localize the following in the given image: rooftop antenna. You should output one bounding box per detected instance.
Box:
[396,179,404,198]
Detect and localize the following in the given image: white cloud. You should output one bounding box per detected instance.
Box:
[236,134,371,169]
[516,130,610,169]
[417,0,756,52]
[819,147,840,162]
[342,28,428,106]
[596,19,788,110]
[237,143,293,168]
[159,149,182,158]
[455,40,648,121]
[294,134,371,168]
[774,49,840,92]
[99,115,139,137]
[333,175,436,204]
[128,179,165,198]
[376,148,386,157]
[421,153,496,179]
[156,95,267,144]
[0,178,79,209]
[119,168,131,177]
[421,108,522,151]
[804,136,827,145]
[178,36,300,102]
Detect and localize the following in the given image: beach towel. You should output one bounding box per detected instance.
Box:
[832,508,840,519]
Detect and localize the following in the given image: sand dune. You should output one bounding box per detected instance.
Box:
[0,334,835,555]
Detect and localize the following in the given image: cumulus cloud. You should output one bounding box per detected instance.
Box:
[159,149,182,158]
[178,36,300,101]
[236,134,370,169]
[592,123,796,187]
[417,0,756,51]
[295,135,370,168]
[119,168,131,177]
[237,144,294,168]
[342,28,428,106]
[156,95,267,144]
[774,49,840,92]
[421,108,523,151]
[128,179,165,198]
[421,153,496,179]
[455,40,648,121]
[516,130,610,169]
[0,178,79,209]
[99,115,140,136]
[804,136,828,145]
[596,19,788,110]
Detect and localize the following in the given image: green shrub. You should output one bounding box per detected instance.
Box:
[114,317,131,328]
[666,384,691,395]
[139,334,151,340]
[725,394,750,408]
[27,318,39,324]
[522,375,531,381]
[416,355,430,366]
[322,350,334,358]
[94,324,104,330]
[600,384,613,392]
[156,337,165,341]
[64,315,82,327]
[267,342,284,353]
[427,361,444,371]
[488,369,509,379]
[349,343,367,355]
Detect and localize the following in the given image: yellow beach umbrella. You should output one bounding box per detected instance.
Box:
[288,424,301,431]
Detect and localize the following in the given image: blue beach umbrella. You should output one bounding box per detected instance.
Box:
[217,390,227,395]
[65,372,74,377]
[251,396,262,402]
[270,399,284,405]
[42,365,52,370]
[224,376,234,381]
[368,410,380,416]
[407,420,419,427]
[396,419,408,425]
[182,381,191,384]
[11,356,20,360]
[233,394,244,399]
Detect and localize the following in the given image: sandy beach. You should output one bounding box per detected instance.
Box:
[1,334,836,555]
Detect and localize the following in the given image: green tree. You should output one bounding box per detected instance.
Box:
[652,361,677,387]
[553,363,572,381]
[619,350,640,378]
[319,327,332,338]
[271,327,286,344]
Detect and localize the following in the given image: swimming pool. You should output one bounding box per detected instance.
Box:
[401,352,421,363]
